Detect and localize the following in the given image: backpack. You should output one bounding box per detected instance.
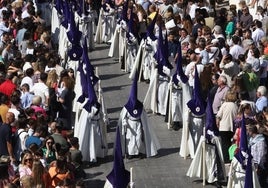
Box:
[12,130,28,151]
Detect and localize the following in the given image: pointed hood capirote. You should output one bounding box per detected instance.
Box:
[77,37,99,108]
[172,41,188,85]
[146,12,158,41]
[205,93,219,140]
[124,72,143,118]
[106,126,130,188]
[154,24,173,76]
[187,65,206,116]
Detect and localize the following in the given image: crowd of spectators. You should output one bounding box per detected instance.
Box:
[0,0,87,187]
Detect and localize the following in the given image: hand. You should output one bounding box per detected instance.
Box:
[10,156,16,163]
[46,142,51,150]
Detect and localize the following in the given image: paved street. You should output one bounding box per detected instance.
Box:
[82,43,218,188]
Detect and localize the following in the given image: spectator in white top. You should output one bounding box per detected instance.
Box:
[208,38,221,64]
[252,20,265,46]
[21,4,35,19]
[20,68,34,90]
[229,35,245,61]
[185,49,204,87]
[14,116,29,161]
[219,54,240,88]
[255,86,268,112]
[247,47,260,77]
[0,32,10,50]
[187,0,198,20]
[212,25,225,39]
[242,29,253,50]
[22,54,34,72]
[196,37,209,65]
[247,124,267,188]
[158,0,172,16]
[0,10,11,38]
[30,72,49,107]
[8,94,22,120]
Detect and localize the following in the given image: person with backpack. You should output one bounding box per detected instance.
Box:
[0,112,16,163]
[13,115,29,162]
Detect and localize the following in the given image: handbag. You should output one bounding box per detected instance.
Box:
[228,143,238,160]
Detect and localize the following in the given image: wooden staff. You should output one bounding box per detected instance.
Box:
[138,44,146,82]
[167,80,172,130]
[227,162,234,187]
[202,127,206,186]
[184,109,190,160]
[152,70,158,114]
[95,67,101,103]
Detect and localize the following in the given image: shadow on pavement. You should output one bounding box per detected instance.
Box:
[95,45,110,51]
[93,61,117,66]
[85,172,103,179]
[100,74,127,81]
[155,147,180,158]
[107,107,123,114]
[83,155,114,169]
[107,142,114,150]
[90,56,111,62]
[83,179,106,188]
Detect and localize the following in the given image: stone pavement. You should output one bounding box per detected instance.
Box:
[81,43,218,188]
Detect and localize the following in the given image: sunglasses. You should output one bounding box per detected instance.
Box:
[47,141,53,144]
[25,158,33,162]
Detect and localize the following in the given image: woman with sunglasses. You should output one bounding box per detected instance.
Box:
[42,136,57,167]
[19,152,34,179]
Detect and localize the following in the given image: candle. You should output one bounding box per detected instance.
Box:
[130,167,133,183]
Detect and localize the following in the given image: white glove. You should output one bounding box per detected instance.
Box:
[163,66,171,76]
[129,33,137,44]
[207,130,215,137]
[89,106,98,118]
[120,20,127,30]
[122,119,127,127]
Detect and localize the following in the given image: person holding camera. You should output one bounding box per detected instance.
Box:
[219,54,240,88]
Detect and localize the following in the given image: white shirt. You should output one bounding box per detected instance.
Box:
[189,3,198,20]
[22,62,32,72]
[21,10,30,19]
[20,76,33,90]
[8,108,20,120]
[0,21,10,38]
[229,44,245,60]
[30,82,49,105]
[252,28,265,44]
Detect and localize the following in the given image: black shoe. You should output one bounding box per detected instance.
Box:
[126,154,134,159]
[138,153,146,159]
[172,122,181,131]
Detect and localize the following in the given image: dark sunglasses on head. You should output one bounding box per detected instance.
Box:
[25,158,33,162]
